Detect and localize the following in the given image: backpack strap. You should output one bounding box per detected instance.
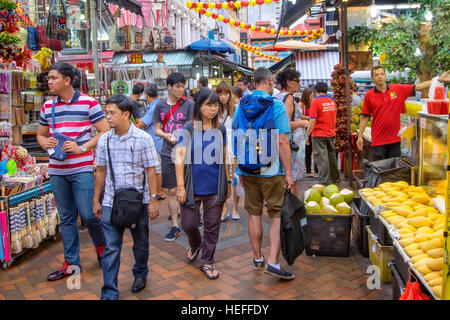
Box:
[283,93,295,122]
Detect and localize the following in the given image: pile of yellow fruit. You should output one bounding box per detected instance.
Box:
[361,181,445,299]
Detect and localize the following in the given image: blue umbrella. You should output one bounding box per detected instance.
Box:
[185,39,236,54]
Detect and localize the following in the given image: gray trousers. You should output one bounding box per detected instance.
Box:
[311,136,340,185]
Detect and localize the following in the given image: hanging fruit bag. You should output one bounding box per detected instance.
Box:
[46,0,69,41]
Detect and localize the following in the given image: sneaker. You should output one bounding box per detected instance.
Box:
[47,260,81,281]
[95,244,105,268]
[168,215,172,220]
[264,264,295,280]
[253,255,265,271]
[164,226,181,242]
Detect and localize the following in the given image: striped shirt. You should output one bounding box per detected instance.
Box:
[95,124,159,207]
[39,90,105,176]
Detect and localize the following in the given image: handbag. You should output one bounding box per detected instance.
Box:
[108,12,131,51]
[111,67,132,96]
[47,99,91,161]
[107,134,145,230]
[37,25,63,51]
[26,26,39,51]
[399,273,431,300]
[46,0,69,41]
[132,66,152,88]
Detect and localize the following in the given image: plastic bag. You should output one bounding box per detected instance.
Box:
[399,274,431,300]
[280,190,307,265]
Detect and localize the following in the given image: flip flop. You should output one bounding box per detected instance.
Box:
[199,264,219,280]
[186,246,202,263]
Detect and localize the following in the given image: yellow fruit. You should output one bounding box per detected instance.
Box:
[424,271,441,282]
[407,249,425,257]
[411,194,431,204]
[362,192,373,198]
[397,228,414,234]
[433,216,446,225]
[428,212,441,222]
[374,191,385,198]
[414,258,434,269]
[381,210,397,218]
[367,196,377,202]
[399,237,416,247]
[400,233,414,239]
[433,223,444,231]
[392,206,413,217]
[411,254,429,264]
[416,264,433,275]
[415,227,434,234]
[429,230,443,239]
[373,187,381,191]
[378,182,393,188]
[403,200,419,208]
[387,216,406,227]
[404,243,419,251]
[398,222,416,232]
[383,202,402,207]
[392,181,409,188]
[433,285,442,299]
[428,277,442,287]
[407,211,428,219]
[427,248,443,258]
[422,238,443,252]
[427,257,443,271]
[408,216,432,228]
[415,233,430,243]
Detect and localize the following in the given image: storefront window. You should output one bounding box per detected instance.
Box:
[62,0,89,53]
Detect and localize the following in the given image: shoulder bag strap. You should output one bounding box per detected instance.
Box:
[283,93,295,121]
[162,96,187,131]
[51,98,58,135]
[106,133,116,192]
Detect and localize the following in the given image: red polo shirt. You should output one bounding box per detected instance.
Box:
[309,95,337,138]
[361,84,415,147]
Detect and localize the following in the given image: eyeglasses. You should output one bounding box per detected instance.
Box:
[291,79,300,83]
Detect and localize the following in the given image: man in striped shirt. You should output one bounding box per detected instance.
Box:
[36,62,110,281]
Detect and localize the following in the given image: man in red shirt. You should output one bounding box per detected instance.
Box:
[356,66,449,161]
[305,82,340,185]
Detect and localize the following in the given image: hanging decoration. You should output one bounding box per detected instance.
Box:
[0,0,21,62]
[234,41,282,61]
[186,0,280,11]
[187,5,325,38]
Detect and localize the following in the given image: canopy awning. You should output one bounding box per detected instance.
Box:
[185,40,236,54]
[261,41,328,51]
[294,50,340,87]
[58,51,115,64]
[269,53,295,73]
[105,0,143,16]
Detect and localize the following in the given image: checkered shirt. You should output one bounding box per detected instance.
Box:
[96,124,160,207]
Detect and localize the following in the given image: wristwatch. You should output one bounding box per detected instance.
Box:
[150,194,158,199]
[80,145,87,153]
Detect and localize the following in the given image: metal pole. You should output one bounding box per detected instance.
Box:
[342,2,353,187]
[90,0,100,92]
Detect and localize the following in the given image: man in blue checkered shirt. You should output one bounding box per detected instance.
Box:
[93,95,160,300]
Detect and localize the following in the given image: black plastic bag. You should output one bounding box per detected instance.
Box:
[363,157,411,189]
[280,191,307,265]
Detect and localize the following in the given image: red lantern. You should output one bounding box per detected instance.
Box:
[234,21,240,27]
[241,0,249,6]
[192,2,197,8]
[255,26,261,31]
[265,28,271,33]
[245,24,251,29]
[202,2,208,8]
[200,9,206,14]
[223,17,230,23]
[212,13,218,19]
[216,2,222,9]
[228,1,234,8]
[256,0,264,5]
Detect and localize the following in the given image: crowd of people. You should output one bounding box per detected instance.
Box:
[36,60,449,300]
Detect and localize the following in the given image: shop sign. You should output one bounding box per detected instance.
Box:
[127,53,144,64]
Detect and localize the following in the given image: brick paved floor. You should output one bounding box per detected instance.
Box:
[0,177,393,300]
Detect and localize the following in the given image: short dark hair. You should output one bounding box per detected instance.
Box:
[194,87,220,129]
[276,68,300,90]
[132,83,145,95]
[49,62,77,86]
[198,77,209,87]
[371,66,384,77]
[106,95,134,118]
[166,72,186,86]
[232,85,243,99]
[144,83,158,97]
[237,77,248,85]
[314,82,329,94]
[253,68,272,86]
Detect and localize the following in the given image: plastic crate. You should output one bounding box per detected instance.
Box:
[305,212,354,257]
[367,225,394,283]
[389,262,406,300]
[368,206,393,246]
[351,197,369,258]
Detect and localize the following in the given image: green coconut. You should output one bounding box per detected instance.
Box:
[304,188,322,203]
[340,189,355,204]
[323,184,340,199]
[353,106,361,116]
[306,201,321,214]
[320,197,330,208]
[312,184,326,195]
[336,202,352,215]
[320,205,338,215]
[329,193,345,207]
[351,123,358,132]
[352,115,360,124]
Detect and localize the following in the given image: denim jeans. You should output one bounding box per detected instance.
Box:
[100,205,149,300]
[50,172,105,267]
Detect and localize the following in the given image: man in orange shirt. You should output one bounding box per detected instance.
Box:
[305,82,340,185]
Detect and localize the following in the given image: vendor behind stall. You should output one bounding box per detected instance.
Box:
[356,67,450,161]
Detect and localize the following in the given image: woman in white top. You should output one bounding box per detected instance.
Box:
[216,81,240,221]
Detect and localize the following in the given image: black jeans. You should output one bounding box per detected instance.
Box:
[305,142,318,174]
[371,142,401,162]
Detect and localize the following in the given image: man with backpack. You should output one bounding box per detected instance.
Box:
[232,67,295,280]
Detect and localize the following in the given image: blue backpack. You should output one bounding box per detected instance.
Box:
[232,94,277,174]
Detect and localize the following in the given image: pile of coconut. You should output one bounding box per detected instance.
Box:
[304,184,354,215]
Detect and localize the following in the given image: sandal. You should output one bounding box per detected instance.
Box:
[186,246,202,263]
[156,194,166,201]
[199,264,219,280]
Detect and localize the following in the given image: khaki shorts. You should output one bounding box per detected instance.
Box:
[241,175,285,219]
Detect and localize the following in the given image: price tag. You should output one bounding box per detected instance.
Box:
[420,117,427,129]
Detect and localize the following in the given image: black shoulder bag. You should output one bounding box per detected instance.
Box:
[107,135,146,229]
[283,94,299,152]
